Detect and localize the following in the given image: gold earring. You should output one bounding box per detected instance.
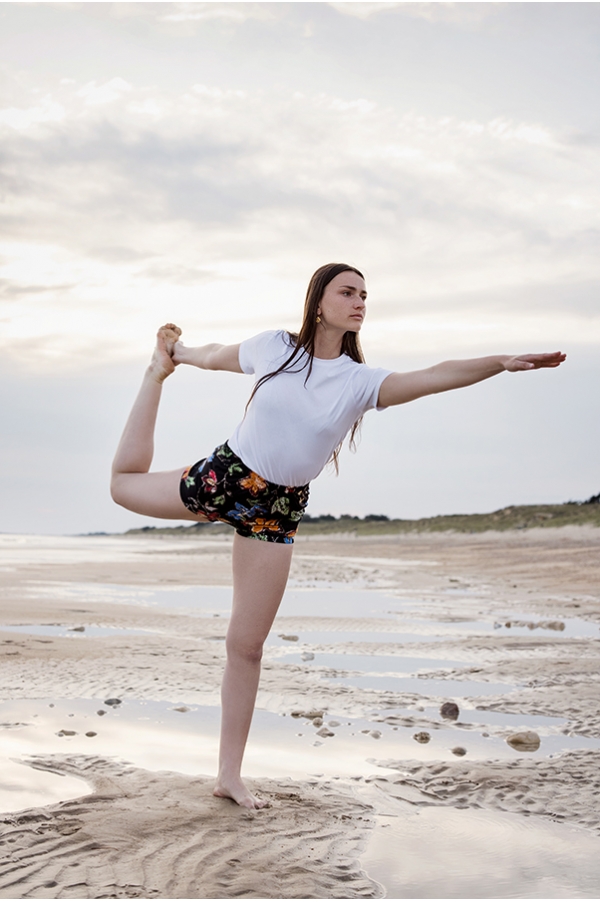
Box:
[316,315,321,323]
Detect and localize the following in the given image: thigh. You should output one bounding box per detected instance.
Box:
[228,533,294,647]
[111,468,210,521]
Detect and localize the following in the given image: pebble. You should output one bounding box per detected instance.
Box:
[85,731,97,738]
[506,730,541,751]
[279,634,299,642]
[316,727,335,738]
[451,746,467,756]
[291,709,324,720]
[57,729,76,737]
[440,702,459,721]
[104,698,122,707]
[370,730,382,739]
[97,710,106,716]
[68,626,85,632]
[301,652,314,661]
[173,706,190,713]
[413,731,431,744]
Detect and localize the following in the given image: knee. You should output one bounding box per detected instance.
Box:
[226,634,264,666]
[110,473,127,508]
[110,475,122,506]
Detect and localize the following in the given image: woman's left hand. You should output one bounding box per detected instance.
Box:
[504,351,566,372]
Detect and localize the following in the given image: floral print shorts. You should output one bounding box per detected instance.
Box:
[179,442,310,544]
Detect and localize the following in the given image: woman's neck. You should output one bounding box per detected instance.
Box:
[313,327,345,360]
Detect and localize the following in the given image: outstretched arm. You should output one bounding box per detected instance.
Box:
[172,341,243,373]
[377,351,566,408]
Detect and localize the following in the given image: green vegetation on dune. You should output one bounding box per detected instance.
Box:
[123,495,600,537]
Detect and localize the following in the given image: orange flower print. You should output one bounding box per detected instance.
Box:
[239,471,268,496]
[250,518,280,535]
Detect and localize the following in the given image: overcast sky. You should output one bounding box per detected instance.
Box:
[1,1,599,535]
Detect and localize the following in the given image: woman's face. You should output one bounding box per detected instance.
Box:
[317,271,367,333]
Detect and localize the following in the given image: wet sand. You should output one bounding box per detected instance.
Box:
[0,527,599,898]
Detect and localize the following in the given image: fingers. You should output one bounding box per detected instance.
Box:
[505,351,566,373]
[513,353,566,371]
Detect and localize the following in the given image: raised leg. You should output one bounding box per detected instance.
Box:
[214,533,294,809]
[110,324,207,521]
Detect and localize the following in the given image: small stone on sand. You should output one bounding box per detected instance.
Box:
[413,731,431,743]
[301,652,315,661]
[451,746,467,756]
[316,727,334,738]
[68,626,85,632]
[370,730,382,739]
[440,702,459,720]
[507,730,541,751]
[173,706,190,713]
[541,620,565,631]
[57,729,76,737]
[291,709,324,720]
[85,731,97,737]
[97,709,106,716]
[104,698,122,707]
[279,634,299,642]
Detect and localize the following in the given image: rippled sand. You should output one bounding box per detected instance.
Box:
[0,527,599,898]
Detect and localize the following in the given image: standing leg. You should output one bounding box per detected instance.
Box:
[214,533,294,809]
[111,324,206,521]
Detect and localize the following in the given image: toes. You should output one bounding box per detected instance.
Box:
[157,323,182,338]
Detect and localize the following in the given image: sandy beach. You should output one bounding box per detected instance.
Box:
[1,526,599,898]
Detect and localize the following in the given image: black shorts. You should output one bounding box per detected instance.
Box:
[179,442,310,544]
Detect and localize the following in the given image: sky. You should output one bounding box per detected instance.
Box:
[1,1,599,535]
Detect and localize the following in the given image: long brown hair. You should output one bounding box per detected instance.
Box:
[246,262,367,473]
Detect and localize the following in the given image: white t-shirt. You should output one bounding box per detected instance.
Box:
[228,330,393,486]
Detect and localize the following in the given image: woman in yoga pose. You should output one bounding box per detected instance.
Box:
[111,262,565,808]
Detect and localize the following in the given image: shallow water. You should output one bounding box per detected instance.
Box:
[273,651,467,671]
[327,673,517,697]
[361,801,600,898]
[0,624,152,639]
[2,696,599,816]
[24,580,599,641]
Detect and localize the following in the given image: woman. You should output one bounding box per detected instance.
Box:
[111,262,565,809]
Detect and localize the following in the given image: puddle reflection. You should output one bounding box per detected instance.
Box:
[3,695,599,816]
[363,803,600,898]
[0,624,152,639]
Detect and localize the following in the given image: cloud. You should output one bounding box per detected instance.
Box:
[1,76,599,367]
[328,2,501,27]
[158,2,275,23]
[76,77,133,106]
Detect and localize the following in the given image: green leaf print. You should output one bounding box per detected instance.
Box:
[271,496,290,516]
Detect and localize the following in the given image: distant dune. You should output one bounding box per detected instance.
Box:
[121,498,600,538]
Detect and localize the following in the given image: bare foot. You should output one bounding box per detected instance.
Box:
[149,323,182,383]
[213,776,271,810]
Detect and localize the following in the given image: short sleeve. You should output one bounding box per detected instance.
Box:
[357,366,394,413]
[238,331,281,375]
